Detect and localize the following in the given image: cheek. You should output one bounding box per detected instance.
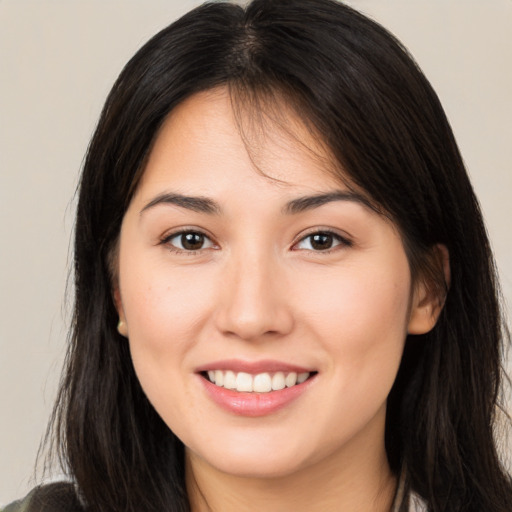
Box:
[294,258,411,399]
[120,258,215,352]
[119,265,220,430]
[300,262,410,339]
[118,252,217,409]
[296,267,411,448]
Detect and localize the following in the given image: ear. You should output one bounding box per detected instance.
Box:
[408,244,450,335]
[113,286,129,338]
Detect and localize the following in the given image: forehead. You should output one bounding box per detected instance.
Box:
[135,87,351,197]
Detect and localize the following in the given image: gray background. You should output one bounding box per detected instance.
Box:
[1,0,511,505]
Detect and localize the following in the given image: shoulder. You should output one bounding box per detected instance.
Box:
[1,482,84,512]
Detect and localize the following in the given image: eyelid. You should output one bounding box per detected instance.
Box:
[291,228,353,252]
[159,227,218,254]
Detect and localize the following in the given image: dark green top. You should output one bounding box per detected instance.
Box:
[1,483,84,512]
[2,477,425,511]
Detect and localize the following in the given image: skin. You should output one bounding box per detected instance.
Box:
[115,88,442,511]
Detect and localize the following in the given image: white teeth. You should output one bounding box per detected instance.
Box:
[297,372,309,384]
[207,370,311,392]
[236,372,253,392]
[271,372,286,391]
[214,370,224,387]
[223,370,236,389]
[253,373,272,393]
[285,372,297,387]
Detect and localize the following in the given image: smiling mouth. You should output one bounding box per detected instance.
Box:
[202,370,316,393]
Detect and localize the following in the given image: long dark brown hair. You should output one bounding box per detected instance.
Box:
[47,1,511,510]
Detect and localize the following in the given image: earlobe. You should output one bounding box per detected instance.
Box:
[117,319,128,337]
[407,244,450,335]
[407,285,441,335]
[113,287,129,338]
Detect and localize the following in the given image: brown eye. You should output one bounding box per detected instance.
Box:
[295,231,350,252]
[310,233,334,250]
[181,232,205,250]
[166,231,214,251]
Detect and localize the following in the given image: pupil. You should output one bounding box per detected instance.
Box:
[311,233,333,250]
[182,232,204,250]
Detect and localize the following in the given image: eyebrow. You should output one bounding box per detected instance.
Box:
[140,193,221,215]
[140,190,375,216]
[282,191,376,215]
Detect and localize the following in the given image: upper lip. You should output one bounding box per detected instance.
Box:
[195,359,314,375]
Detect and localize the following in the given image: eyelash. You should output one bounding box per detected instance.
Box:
[160,229,216,255]
[159,229,353,255]
[292,230,353,254]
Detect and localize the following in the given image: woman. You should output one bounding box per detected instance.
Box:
[4,0,511,510]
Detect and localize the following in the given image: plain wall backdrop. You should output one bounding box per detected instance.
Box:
[1,0,511,505]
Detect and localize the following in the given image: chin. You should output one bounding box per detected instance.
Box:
[185,423,334,482]
[200,450,311,480]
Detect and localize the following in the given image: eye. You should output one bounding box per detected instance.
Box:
[164,230,215,252]
[294,231,350,251]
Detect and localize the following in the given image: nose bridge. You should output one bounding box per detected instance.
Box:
[215,240,293,340]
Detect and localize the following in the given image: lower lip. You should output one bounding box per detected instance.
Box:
[199,375,315,417]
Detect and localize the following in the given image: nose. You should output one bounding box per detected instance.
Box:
[214,250,294,342]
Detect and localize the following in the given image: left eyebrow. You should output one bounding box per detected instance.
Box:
[283,191,376,215]
[140,193,221,215]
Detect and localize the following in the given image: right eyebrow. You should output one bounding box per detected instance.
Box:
[140,192,222,216]
[283,191,377,215]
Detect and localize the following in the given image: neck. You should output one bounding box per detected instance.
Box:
[186,419,397,512]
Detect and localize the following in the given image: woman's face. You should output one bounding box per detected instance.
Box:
[116,88,435,480]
